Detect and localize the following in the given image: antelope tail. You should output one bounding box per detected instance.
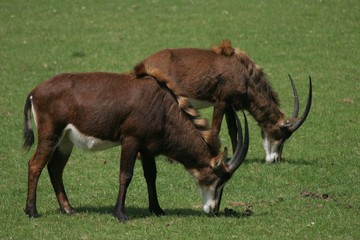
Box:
[23,94,35,151]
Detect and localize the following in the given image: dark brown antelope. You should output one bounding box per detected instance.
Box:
[23,72,249,221]
[134,39,312,163]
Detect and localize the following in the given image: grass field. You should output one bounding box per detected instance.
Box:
[1,0,359,239]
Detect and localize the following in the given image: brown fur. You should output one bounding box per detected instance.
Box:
[135,66,219,150]
[23,72,246,221]
[134,40,286,144]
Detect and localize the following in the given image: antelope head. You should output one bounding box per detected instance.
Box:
[262,75,312,163]
[189,108,249,214]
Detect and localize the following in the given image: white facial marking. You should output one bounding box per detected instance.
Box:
[188,169,221,214]
[58,124,119,151]
[200,186,217,214]
[262,131,282,163]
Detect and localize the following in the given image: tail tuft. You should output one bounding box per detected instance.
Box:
[23,129,34,151]
[23,94,35,151]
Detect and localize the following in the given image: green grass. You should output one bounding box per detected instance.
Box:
[1,0,359,239]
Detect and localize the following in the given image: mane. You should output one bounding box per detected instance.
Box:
[235,48,282,125]
[176,95,220,155]
[136,70,220,155]
[211,39,234,56]
[212,39,282,125]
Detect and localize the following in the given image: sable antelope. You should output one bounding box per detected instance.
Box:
[134,40,312,163]
[23,72,249,221]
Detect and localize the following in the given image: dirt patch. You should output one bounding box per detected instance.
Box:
[300,191,330,200]
[338,98,354,104]
[225,194,286,217]
[300,190,355,209]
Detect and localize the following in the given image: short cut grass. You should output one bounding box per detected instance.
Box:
[0,0,359,239]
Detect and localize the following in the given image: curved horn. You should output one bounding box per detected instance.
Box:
[289,74,299,118]
[288,76,312,133]
[226,107,249,173]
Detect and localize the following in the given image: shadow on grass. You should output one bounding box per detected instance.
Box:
[244,158,317,166]
[71,205,256,220]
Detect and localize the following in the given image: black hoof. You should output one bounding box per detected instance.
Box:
[24,208,40,218]
[150,207,165,216]
[113,210,129,222]
[115,213,129,222]
[60,207,77,215]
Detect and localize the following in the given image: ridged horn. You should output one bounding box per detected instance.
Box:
[288,76,312,133]
[289,74,299,118]
[226,107,249,173]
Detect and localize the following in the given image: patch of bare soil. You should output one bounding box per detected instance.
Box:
[225,194,285,217]
[300,190,355,209]
[300,191,329,200]
[337,98,354,104]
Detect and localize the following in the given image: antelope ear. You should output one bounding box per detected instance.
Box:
[211,147,228,170]
[279,118,299,129]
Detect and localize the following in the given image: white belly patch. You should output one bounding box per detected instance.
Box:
[59,124,119,151]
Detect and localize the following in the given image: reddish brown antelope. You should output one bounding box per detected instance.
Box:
[134,40,312,163]
[23,72,249,221]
